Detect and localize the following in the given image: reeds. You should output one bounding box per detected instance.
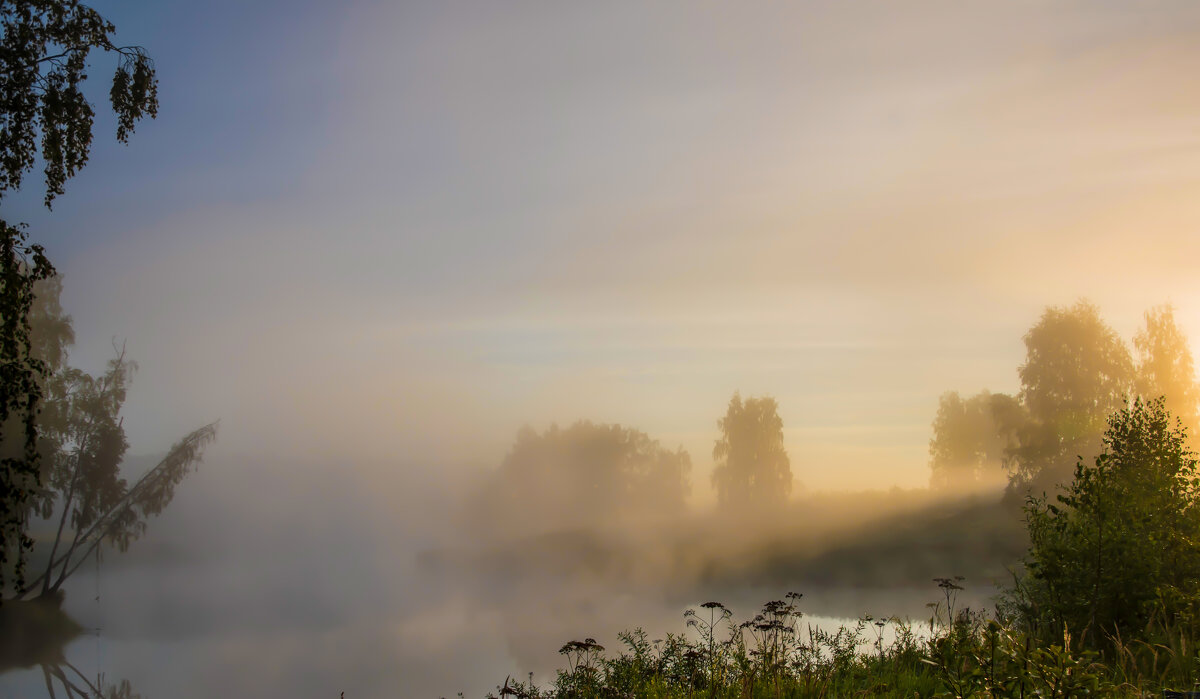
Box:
[484,577,1200,698]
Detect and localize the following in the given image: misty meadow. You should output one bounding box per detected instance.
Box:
[6,2,1200,698]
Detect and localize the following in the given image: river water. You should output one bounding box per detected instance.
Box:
[0,457,999,698]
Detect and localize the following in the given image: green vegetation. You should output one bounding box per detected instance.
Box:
[1135,306,1200,451]
[4,279,217,603]
[487,400,1200,697]
[487,583,1200,698]
[485,584,1161,698]
[1010,301,1135,492]
[1010,398,1200,657]
[929,300,1199,497]
[456,300,1200,697]
[0,2,215,608]
[1,0,159,596]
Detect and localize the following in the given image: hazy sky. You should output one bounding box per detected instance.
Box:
[9,1,1200,493]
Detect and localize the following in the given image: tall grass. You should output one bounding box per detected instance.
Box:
[484,578,1200,698]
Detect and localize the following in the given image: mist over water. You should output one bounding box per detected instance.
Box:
[2,449,1008,698]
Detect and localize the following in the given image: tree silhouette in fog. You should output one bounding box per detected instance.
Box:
[0,0,159,595]
[711,393,792,512]
[485,421,690,531]
[1,279,216,602]
[928,390,1023,490]
[1134,304,1200,448]
[930,301,1200,496]
[1009,301,1134,491]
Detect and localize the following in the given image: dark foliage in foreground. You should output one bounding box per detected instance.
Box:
[0,0,159,596]
[1011,397,1200,648]
[486,580,1200,698]
[486,402,1200,697]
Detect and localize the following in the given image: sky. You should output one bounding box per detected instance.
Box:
[8,1,1200,494]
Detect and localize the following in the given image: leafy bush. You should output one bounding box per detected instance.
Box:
[487,582,1152,698]
[1012,397,1200,645]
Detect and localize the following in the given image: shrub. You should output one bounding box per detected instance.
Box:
[1012,397,1200,645]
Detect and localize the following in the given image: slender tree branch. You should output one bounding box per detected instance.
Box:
[42,349,123,593]
[14,421,216,599]
[42,665,58,699]
[41,446,82,594]
[48,664,89,698]
[61,659,101,695]
[49,421,216,593]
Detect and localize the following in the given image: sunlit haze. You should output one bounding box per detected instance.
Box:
[9,3,1200,697]
[7,2,1200,495]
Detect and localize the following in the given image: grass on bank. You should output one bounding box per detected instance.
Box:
[485,578,1200,698]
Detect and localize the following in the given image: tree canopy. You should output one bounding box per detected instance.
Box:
[0,226,52,594]
[711,393,792,512]
[6,280,216,601]
[929,301,1200,497]
[0,0,158,206]
[482,421,691,533]
[1010,301,1134,490]
[928,390,1023,490]
[1134,304,1200,448]
[1012,398,1200,642]
[0,0,158,595]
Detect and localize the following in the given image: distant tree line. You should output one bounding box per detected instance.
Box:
[495,398,1200,698]
[477,299,1200,533]
[929,301,1200,495]
[476,392,795,532]
[486,420,692,529]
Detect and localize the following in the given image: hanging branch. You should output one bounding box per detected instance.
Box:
[40,347,128,595]
[0,0,161,599]
[16,421,218,600]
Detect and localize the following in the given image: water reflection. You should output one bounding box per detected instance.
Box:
[0,595,139,699]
